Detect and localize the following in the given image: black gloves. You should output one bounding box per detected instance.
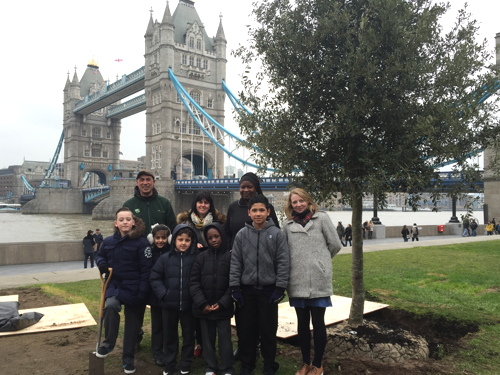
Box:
[231,288,244,306]
[98,263,110,277]
[269,287,286,303]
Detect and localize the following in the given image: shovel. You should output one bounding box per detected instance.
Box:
[89,267,113,375]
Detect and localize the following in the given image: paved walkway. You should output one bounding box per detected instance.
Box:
[1,235,498,289]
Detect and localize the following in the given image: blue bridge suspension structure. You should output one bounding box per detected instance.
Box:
[22,66,497,205]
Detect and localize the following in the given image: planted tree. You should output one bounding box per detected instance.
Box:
[234,0,500,325]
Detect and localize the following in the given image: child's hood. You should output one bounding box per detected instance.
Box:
[171,223,198,252]
[203,222,228,251]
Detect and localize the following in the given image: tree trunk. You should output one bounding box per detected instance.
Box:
[349,190,365,326]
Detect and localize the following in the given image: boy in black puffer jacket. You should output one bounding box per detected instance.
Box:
[150,224,199,375]
[190,222,234,375]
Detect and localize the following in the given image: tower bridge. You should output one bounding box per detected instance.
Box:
[21,1,500,222]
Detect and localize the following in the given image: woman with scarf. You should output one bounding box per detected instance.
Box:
[176,190,225,358]
[283,188,342,375]
[177,190,226,250]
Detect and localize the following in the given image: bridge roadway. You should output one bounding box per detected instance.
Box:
[82,173,484,204]
[1,235,498,289]
[73,66,145,119]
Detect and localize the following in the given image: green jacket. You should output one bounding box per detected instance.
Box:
[123,187,177,235]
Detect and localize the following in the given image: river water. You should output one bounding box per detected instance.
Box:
[0,209,481,243]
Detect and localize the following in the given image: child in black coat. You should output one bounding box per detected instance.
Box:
[190,222,234,375]
[150,224,199,375]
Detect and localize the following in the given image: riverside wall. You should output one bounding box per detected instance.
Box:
[0,223,486,266]
[0,240,82,266]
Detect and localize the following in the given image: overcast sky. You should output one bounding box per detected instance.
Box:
[0,0,498,169]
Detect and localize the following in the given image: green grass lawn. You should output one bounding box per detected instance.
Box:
[38,239,500,374]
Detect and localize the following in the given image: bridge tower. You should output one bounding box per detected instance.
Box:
[144,0,226,180]
[62,59,122,188]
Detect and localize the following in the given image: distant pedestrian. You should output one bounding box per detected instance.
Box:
[83,230,95,269]
[401,225,410,242]
[470,220,478,237]
[411,224,419,242]
[486,221,494,235]
[492,218,497,234]
[462,217,470,237]
[368,220,374,239]
[93,229,104,252]
[362,220,369,239]
[344,224,353,246]
[336,221,346,247]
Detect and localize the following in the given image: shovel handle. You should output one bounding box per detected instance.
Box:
[98,268,113,319]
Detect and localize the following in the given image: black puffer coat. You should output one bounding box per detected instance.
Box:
[190,222,233,320]
[146,242,170,307]
[95,218,153,305]
[150,224,199,311]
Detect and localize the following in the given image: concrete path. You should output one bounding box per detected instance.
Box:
[1,235,498,289]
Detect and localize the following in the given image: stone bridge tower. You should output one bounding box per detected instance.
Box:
[62,60,122,188]
[144,0,226,180]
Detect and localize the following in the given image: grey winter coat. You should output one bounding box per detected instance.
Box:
[283,211,342,299]
[229,220,289,290]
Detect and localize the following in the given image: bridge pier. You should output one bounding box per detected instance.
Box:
[22,188,90,214]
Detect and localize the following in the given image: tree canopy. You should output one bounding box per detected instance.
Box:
[234,0,500,324]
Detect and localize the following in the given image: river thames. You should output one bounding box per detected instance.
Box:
[0,209,481,243]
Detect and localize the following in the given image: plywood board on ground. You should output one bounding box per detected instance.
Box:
[0,303,96,336]
[231,295,388,339]
[0,295,18,302]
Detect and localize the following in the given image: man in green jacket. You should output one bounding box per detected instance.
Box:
[123,170,177,236]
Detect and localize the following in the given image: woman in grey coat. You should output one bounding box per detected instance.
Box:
[283,188,342,375]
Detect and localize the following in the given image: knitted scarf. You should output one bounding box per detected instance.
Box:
[292,209,313,227]
[191,212,213,229]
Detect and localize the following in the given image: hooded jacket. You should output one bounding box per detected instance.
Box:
[229,220,289,290]
[95,217,153,305]
[176,210,226,249]
[123,186,177,236]
[190,222,234,319]
[149,224,199,311]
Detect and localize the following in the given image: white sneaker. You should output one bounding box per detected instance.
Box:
[205,372,216,375]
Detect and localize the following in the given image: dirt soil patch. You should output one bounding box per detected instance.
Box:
[0,288,472,374]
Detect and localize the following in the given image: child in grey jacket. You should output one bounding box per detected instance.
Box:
[229,194,289,375]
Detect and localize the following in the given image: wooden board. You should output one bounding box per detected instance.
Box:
[0,303,97,336]
[231,295,389,339]
[0,295,19,302]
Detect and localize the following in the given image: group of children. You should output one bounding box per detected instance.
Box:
[95,194,287,375]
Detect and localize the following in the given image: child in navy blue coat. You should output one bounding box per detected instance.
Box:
[150,224,199,375]
[190,222,234,375]
[95,207,153,374]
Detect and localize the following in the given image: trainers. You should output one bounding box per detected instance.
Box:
[194,344,203,358]
[205,372,216,375]
[123,363,136,374]
[307,365,323,375]
[180,371,190,375]
[162,372,171,375]
[95,346,113,358]
[296,363,312,375]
